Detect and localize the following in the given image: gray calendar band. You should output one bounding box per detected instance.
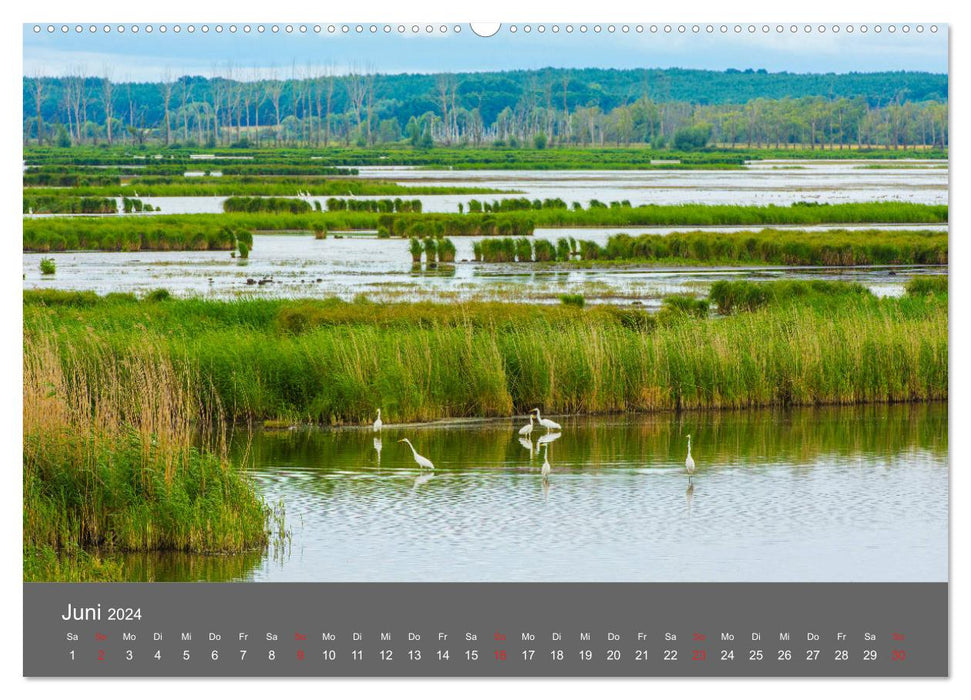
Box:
[24,582,947,677]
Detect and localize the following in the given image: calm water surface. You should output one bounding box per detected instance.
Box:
[26,160,947,218]
[121,404,947,582]
[23,231,946,304]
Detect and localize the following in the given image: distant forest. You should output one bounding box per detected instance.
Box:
[23,67,949,149]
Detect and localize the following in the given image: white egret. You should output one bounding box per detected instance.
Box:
[373,436,382,466]
[532,408,562,433]
[685,434,696,477]
[518,413,535,438]
[373,409,383,432]
[541,442,552,481]
[399,438,434,470]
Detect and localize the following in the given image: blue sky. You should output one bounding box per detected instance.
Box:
[23,23,948,80]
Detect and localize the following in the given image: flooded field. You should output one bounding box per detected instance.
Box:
[119,403,947,582]
[25,160,948,217]
[22,230,946,304]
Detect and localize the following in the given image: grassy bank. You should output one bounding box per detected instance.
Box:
[23,327,275,582]
[24,284,947,426]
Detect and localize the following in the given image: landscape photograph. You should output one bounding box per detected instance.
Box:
[22,24,948,584]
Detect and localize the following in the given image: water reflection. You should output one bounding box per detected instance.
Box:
[176,402,947,583]
[114,549,265,582]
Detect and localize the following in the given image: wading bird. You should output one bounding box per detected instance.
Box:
[685,434,696,480]
[518,413,535,438]
[399,438,434,470]
[541,442,552,481]
[373,409,383,433]
[533,408,562,433]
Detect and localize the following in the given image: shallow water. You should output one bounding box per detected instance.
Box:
[146,403,947,583]
[22,230,946,304]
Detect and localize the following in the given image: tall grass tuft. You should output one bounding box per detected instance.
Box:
[906,275,948,296]
[23,326,272,579]
[438,238,457,263]
[409,237,423,264]
[422,237,438,267]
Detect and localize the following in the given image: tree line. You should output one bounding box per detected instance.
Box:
[23,66,948,150]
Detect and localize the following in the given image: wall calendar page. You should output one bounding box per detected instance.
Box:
[18,12,950,687]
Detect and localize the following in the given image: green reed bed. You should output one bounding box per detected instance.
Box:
[24,216,252,252]
[23,146,947,170]
[905,275,949,295]
[223,196,314,214]
[23,195,117,215]
[23,326,275,582]
[23,202,947,252]
[510,202,948,228]
[22,211,526,251]
[33,178,505,198]
[467,229,948,267]
[25,286,947,427]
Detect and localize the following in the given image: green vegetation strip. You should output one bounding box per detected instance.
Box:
[23,203,948,252]
[467,229,948,266]
[23,146,948,170]
[24,216,255,252]
[26,177,507,198]
[25,283,946,428]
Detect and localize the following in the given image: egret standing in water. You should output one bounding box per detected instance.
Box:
[541,442,552,481]
[533,408,562,433]
[685,434,696,481]
[399,438,434,470]
[373,409,383,433]
[518,413,535,438]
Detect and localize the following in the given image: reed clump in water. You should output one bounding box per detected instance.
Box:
[470,229,948,267]
[23,327,272,580]
[25,284,946,427]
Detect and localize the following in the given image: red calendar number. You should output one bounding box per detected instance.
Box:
[692,649,707,661]
[892,649,907,662]
[494,650,507,661]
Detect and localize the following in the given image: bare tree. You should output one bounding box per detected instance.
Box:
[267,67,283,144]
[346,70,366,143]
[30,70,45,145]
[365,70,375,146]
[101,67,114,145]
[180,75,191,143]
[324,67,334,147]
[160,69,173,145]
[436,74,454,144]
